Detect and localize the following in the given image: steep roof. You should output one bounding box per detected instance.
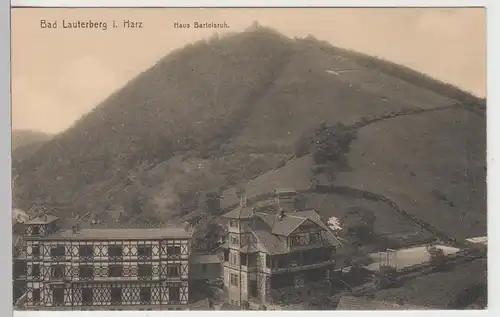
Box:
[222,205,254,219]
[336,296,429,310]
[252,210,342,251]
[253,230,289,255]
[255,209,332,237]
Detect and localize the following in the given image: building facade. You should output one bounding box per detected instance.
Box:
[18,214,192,310]
[221,191,342,309]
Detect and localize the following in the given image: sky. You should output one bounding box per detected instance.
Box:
[11,8,486,134]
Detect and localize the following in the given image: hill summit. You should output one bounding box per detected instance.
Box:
[12,25,485,228]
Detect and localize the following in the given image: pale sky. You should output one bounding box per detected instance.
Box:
[11,8,486,134]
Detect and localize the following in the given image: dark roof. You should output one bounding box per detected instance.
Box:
[222,205,254,219]
[255,209,332,237]
[336,296,429,310]
[270,214,308,236]
[35,227,192,241]
[253,230,288,255]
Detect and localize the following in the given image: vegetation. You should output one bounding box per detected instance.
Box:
[372,259,487,309]
[342,206,376,241]
[12,25,485,233]
[427,245,448,271]
[375,265,399,289]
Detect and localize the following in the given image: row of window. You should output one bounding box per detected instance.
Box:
[29,245,183,258]
[289,233,321,247]
[30,286,182,306]
[29,264,182,279]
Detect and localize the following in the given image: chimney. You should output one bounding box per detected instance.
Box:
[43,214,48,221]
[72,224,79,234]
[275,188,297,213]
[240,195,247,208]
[278,208,285,221]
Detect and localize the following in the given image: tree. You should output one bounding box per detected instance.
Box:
[343,206,376,241]
[427,245,447,271]
[205,192,221,215]
[311,123,357,165]
[375,265,398,289]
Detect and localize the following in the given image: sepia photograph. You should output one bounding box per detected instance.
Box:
[10,7,487,311]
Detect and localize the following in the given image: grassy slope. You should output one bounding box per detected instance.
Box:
[372,258,487,308]
[12,27,486,227]
[335,108,486,239]
[13,28,296,212]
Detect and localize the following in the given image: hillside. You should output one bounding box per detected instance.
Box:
[12,25,486,226]
[12,130,52,169]
[12,129,51,151]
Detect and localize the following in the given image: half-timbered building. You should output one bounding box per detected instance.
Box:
[19,214,192,310]
[221,190,342,309]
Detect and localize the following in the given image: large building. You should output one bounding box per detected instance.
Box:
[221,190,342,309]
[16,214,192,310]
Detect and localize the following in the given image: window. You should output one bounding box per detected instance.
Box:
[14,261,26,278]
[138,245,152,258]
[79,245,93,257]
[266,256,271,268]
[32,289,41,303]
[140,287,151,304]
[167,264,180,277]
[169,286,180,302]
[240,254,248,266]
[201,264,207,273]
[82,288,93,306]
[108,245,122,258]
[51,265,64,279]
[230,236,239,245]
[167,246,181,256]
[108,265,123,278]
[309,233,321,244]
[31,246,40,257]
[110,287,122,304]
[31,226,40,235]
[31,264,40,278]
[79,265,94,279]
[138,264,152,278]
[230,253,237,265]
[224,250,229,262]
[290,235,301,246]
[53,288,64,306]
[230,273,239,286]
[50,245,65,257]
[230,220,238,228]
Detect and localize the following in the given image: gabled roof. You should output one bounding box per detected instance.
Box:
[336,296,429,310]
[257,209,329,237]
[271,214,308,236]
[253,230,289,255]
[222,206,254,219]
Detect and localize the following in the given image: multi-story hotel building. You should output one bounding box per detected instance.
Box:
[221,189,342,309]
[18,214,192,310]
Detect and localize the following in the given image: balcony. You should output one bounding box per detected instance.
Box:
[270,259,335,274]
